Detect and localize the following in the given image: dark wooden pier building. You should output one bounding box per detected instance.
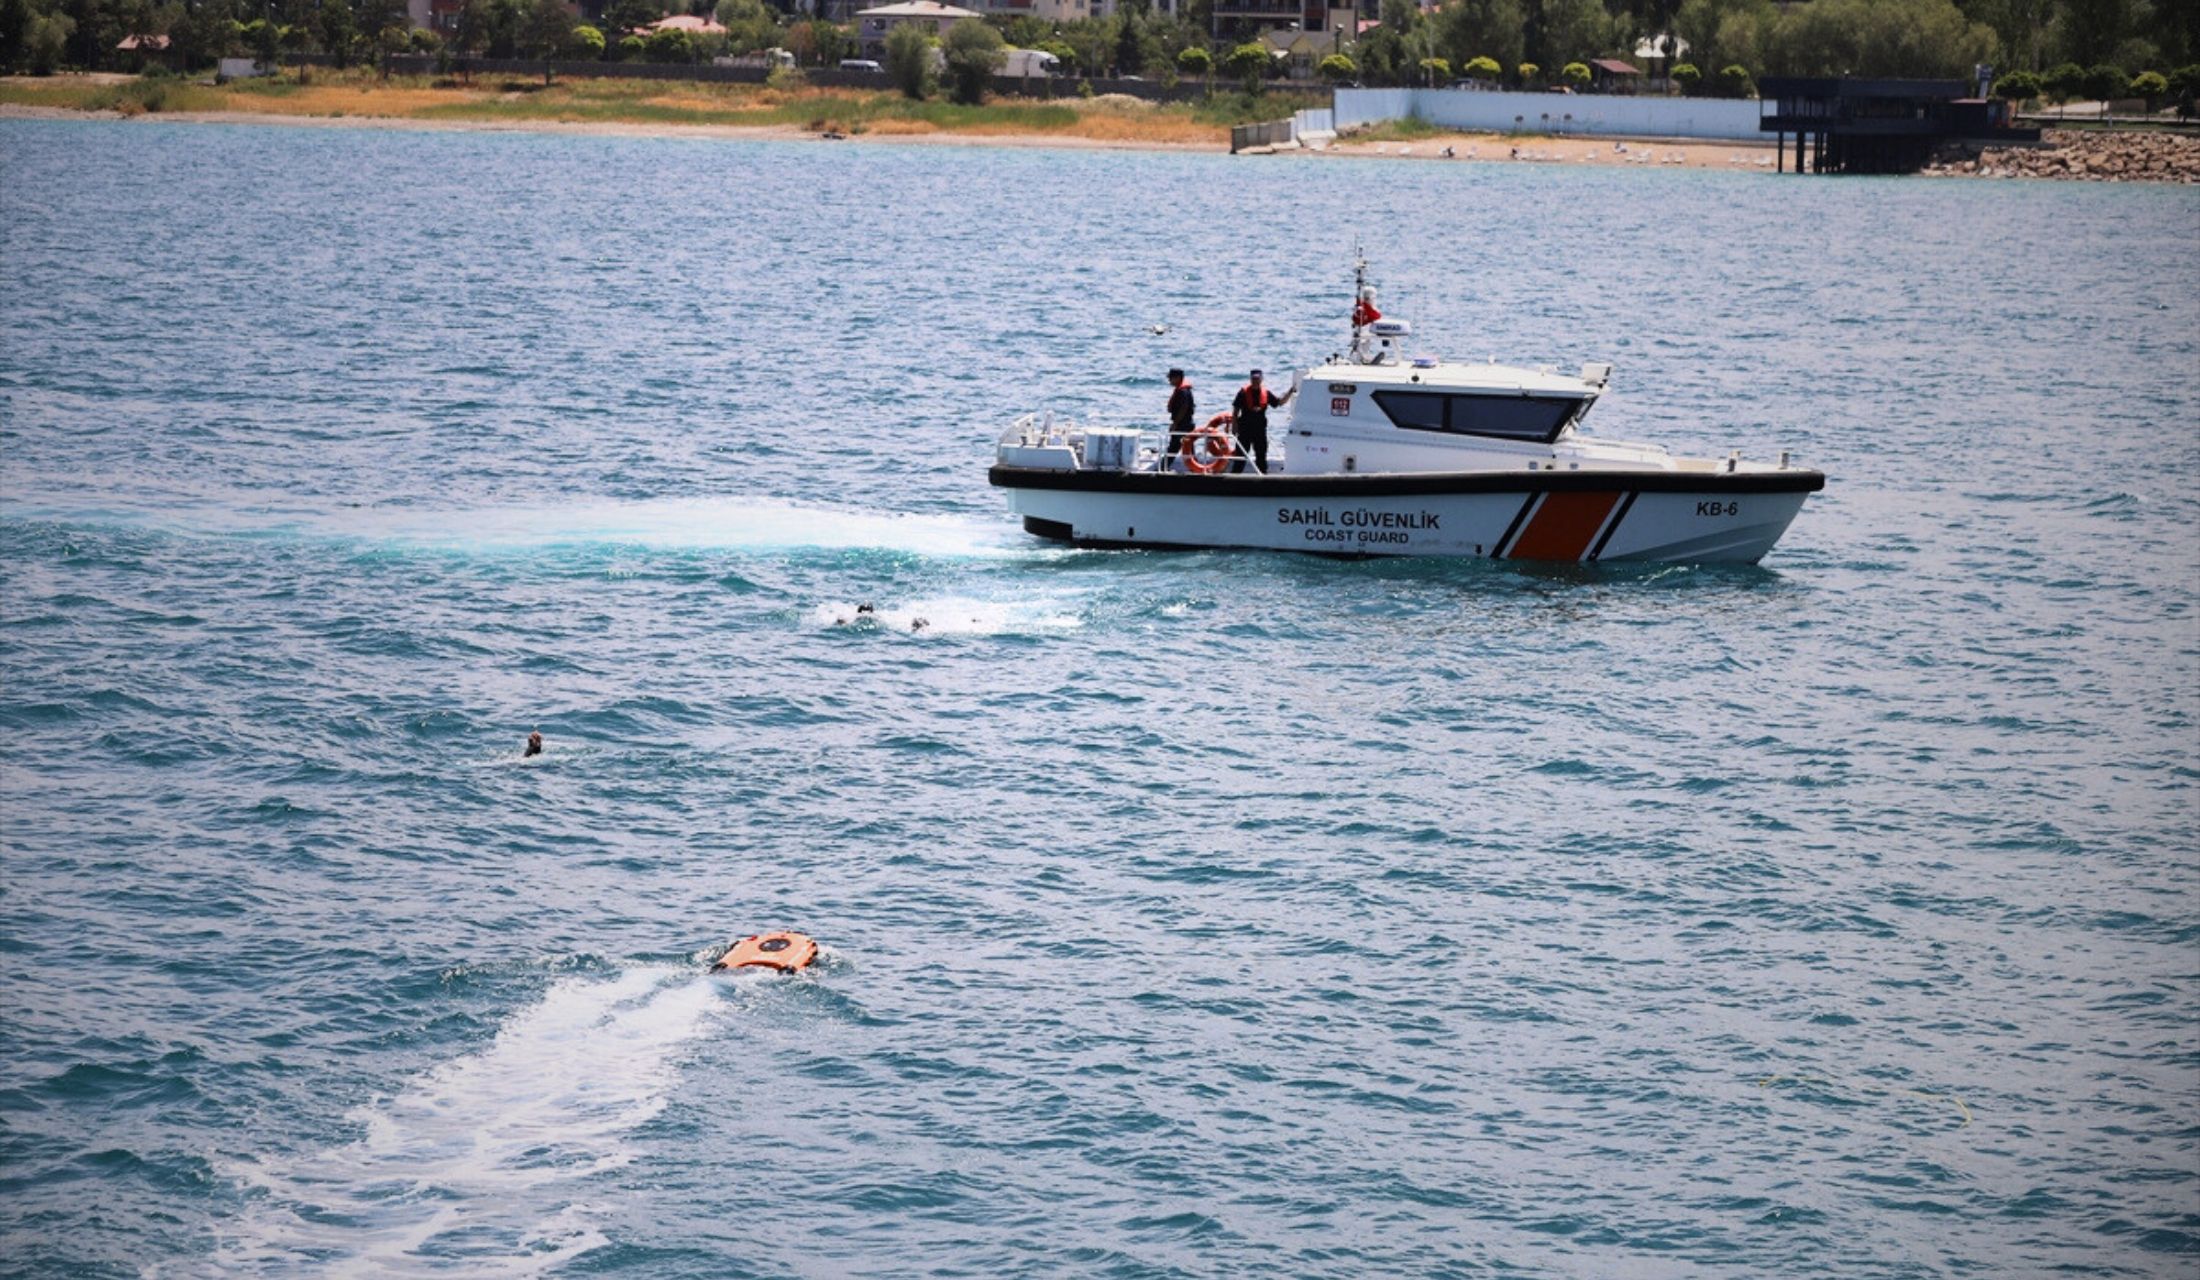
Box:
[1759,77,2042,174]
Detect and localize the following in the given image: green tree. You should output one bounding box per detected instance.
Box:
[2166,64,2199,114]
[1419,54,1449,83]
[600,0,659,36]
[616,32,641,57]
[940,17,1002,102]
[1319,50,1355,80]
[59,0,123,72]
[643,24,691,60]
[1224,39,1267,91]
[167,0,236,68]
[241,14,274,63]
[564,22,603,57]
[24,9,71,70]
[1461,53,1500,80]
[2041,60,2085,100]
[1112,6,1139,73]
[1672,0,1772,90]
[1058,16,1109,76]
[1175,41,1210,89]
[714,0,775,54]
[1434,0,1522,78]
[1715,61,1750,95]
[1969,0,2053,71]
[1515,59,1537,84]
[277,20,310,59]
[318,0,357,65]
[2128,67,2166,105]
[1755,0,1993,79]
[883,19,933,97]
[2082,62,2128,99]
[521,0,572,73]
[1670,59,1699,90]
[2052,0,2142,68]
[787,19,848,65]
[0,0,31,73]
[1559,58,1589,87]
[1990,67,2041,99]
[1525,0,1613,74]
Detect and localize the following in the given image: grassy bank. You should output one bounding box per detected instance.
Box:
[0,69,1321,144]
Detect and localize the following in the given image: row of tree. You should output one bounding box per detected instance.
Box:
[4,0,2196,98]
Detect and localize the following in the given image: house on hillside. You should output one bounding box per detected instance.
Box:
[854,1,980,57]
[114,33,177,70]
[1259,25,1353,80]
[645,13,730,37]
[1632,33,1685,88]
[1213,0,1356,45]
[951,0,1124,19]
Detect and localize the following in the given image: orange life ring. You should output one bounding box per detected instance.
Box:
[1179,413,1237,475]
[712,931,819,973]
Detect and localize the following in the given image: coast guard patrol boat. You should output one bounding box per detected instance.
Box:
[989,263,1824,564]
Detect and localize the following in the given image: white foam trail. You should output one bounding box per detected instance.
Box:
[219,965,718,1277]
[808,594,1085,636]
[336,497,1032,559]
[13,495,1044,560]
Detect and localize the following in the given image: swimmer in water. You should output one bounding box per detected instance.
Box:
[911,617,930,632]
[525,731,542,757]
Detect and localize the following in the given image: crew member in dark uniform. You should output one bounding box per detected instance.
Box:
[1165,368,1195,471]
[1229,369,1295,474]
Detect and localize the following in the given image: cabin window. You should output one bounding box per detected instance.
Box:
[1372,390,1447,431]
[1371,391,1581,444]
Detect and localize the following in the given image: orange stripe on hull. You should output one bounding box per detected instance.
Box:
[1506,491,1623,562]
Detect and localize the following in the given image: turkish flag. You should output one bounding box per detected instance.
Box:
[1353,298,1382,326]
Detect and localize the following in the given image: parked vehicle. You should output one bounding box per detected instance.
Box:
[718,47,796,70]
[1001,48,1061,78]
[839,58,883,72]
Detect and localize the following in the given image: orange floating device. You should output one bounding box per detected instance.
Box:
[711,931,819,974]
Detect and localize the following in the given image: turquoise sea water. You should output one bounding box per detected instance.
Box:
[1,117,2196,1278]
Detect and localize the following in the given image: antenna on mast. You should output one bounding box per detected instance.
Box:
[1349,241,1380,363]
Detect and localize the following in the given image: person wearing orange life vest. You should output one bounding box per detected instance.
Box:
[1229,369,1295,474]
[1164,368,1195,471]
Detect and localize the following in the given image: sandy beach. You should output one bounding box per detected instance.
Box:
[1307,130,1774,170]
[0,101,1227,150]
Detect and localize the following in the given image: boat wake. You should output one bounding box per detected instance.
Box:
[218,964,722,1277]
[9,495,1040,561]
[340,497,1032,559]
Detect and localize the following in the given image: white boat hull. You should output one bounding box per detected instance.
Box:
[991,468,1824,564]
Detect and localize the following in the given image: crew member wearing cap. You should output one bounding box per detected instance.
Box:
[1164,368,1195,471]
[1229,369,1295,475]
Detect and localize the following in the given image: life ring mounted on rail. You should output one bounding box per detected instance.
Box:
[712,931,819,973]
[1179,412,1237,475]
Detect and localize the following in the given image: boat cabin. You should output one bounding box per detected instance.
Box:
[1284,325,1619,476]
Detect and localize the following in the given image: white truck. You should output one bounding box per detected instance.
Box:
[1001,47,1061,79]
[716,47,796,70]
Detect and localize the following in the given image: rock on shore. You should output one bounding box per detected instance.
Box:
[1923,128,2200,183]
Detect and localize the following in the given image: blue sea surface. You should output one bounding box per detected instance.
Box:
[1,117,2196,1279]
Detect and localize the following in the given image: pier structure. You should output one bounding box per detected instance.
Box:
[1759,77,2042,174]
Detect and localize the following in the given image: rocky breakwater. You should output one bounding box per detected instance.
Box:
[1924,128,2200,183]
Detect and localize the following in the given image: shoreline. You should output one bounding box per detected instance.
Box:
[0,100,1784,170]
[0,101,1228,151]
[7,98,2195,182]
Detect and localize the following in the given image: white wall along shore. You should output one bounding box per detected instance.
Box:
[1334,87,1765,141]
